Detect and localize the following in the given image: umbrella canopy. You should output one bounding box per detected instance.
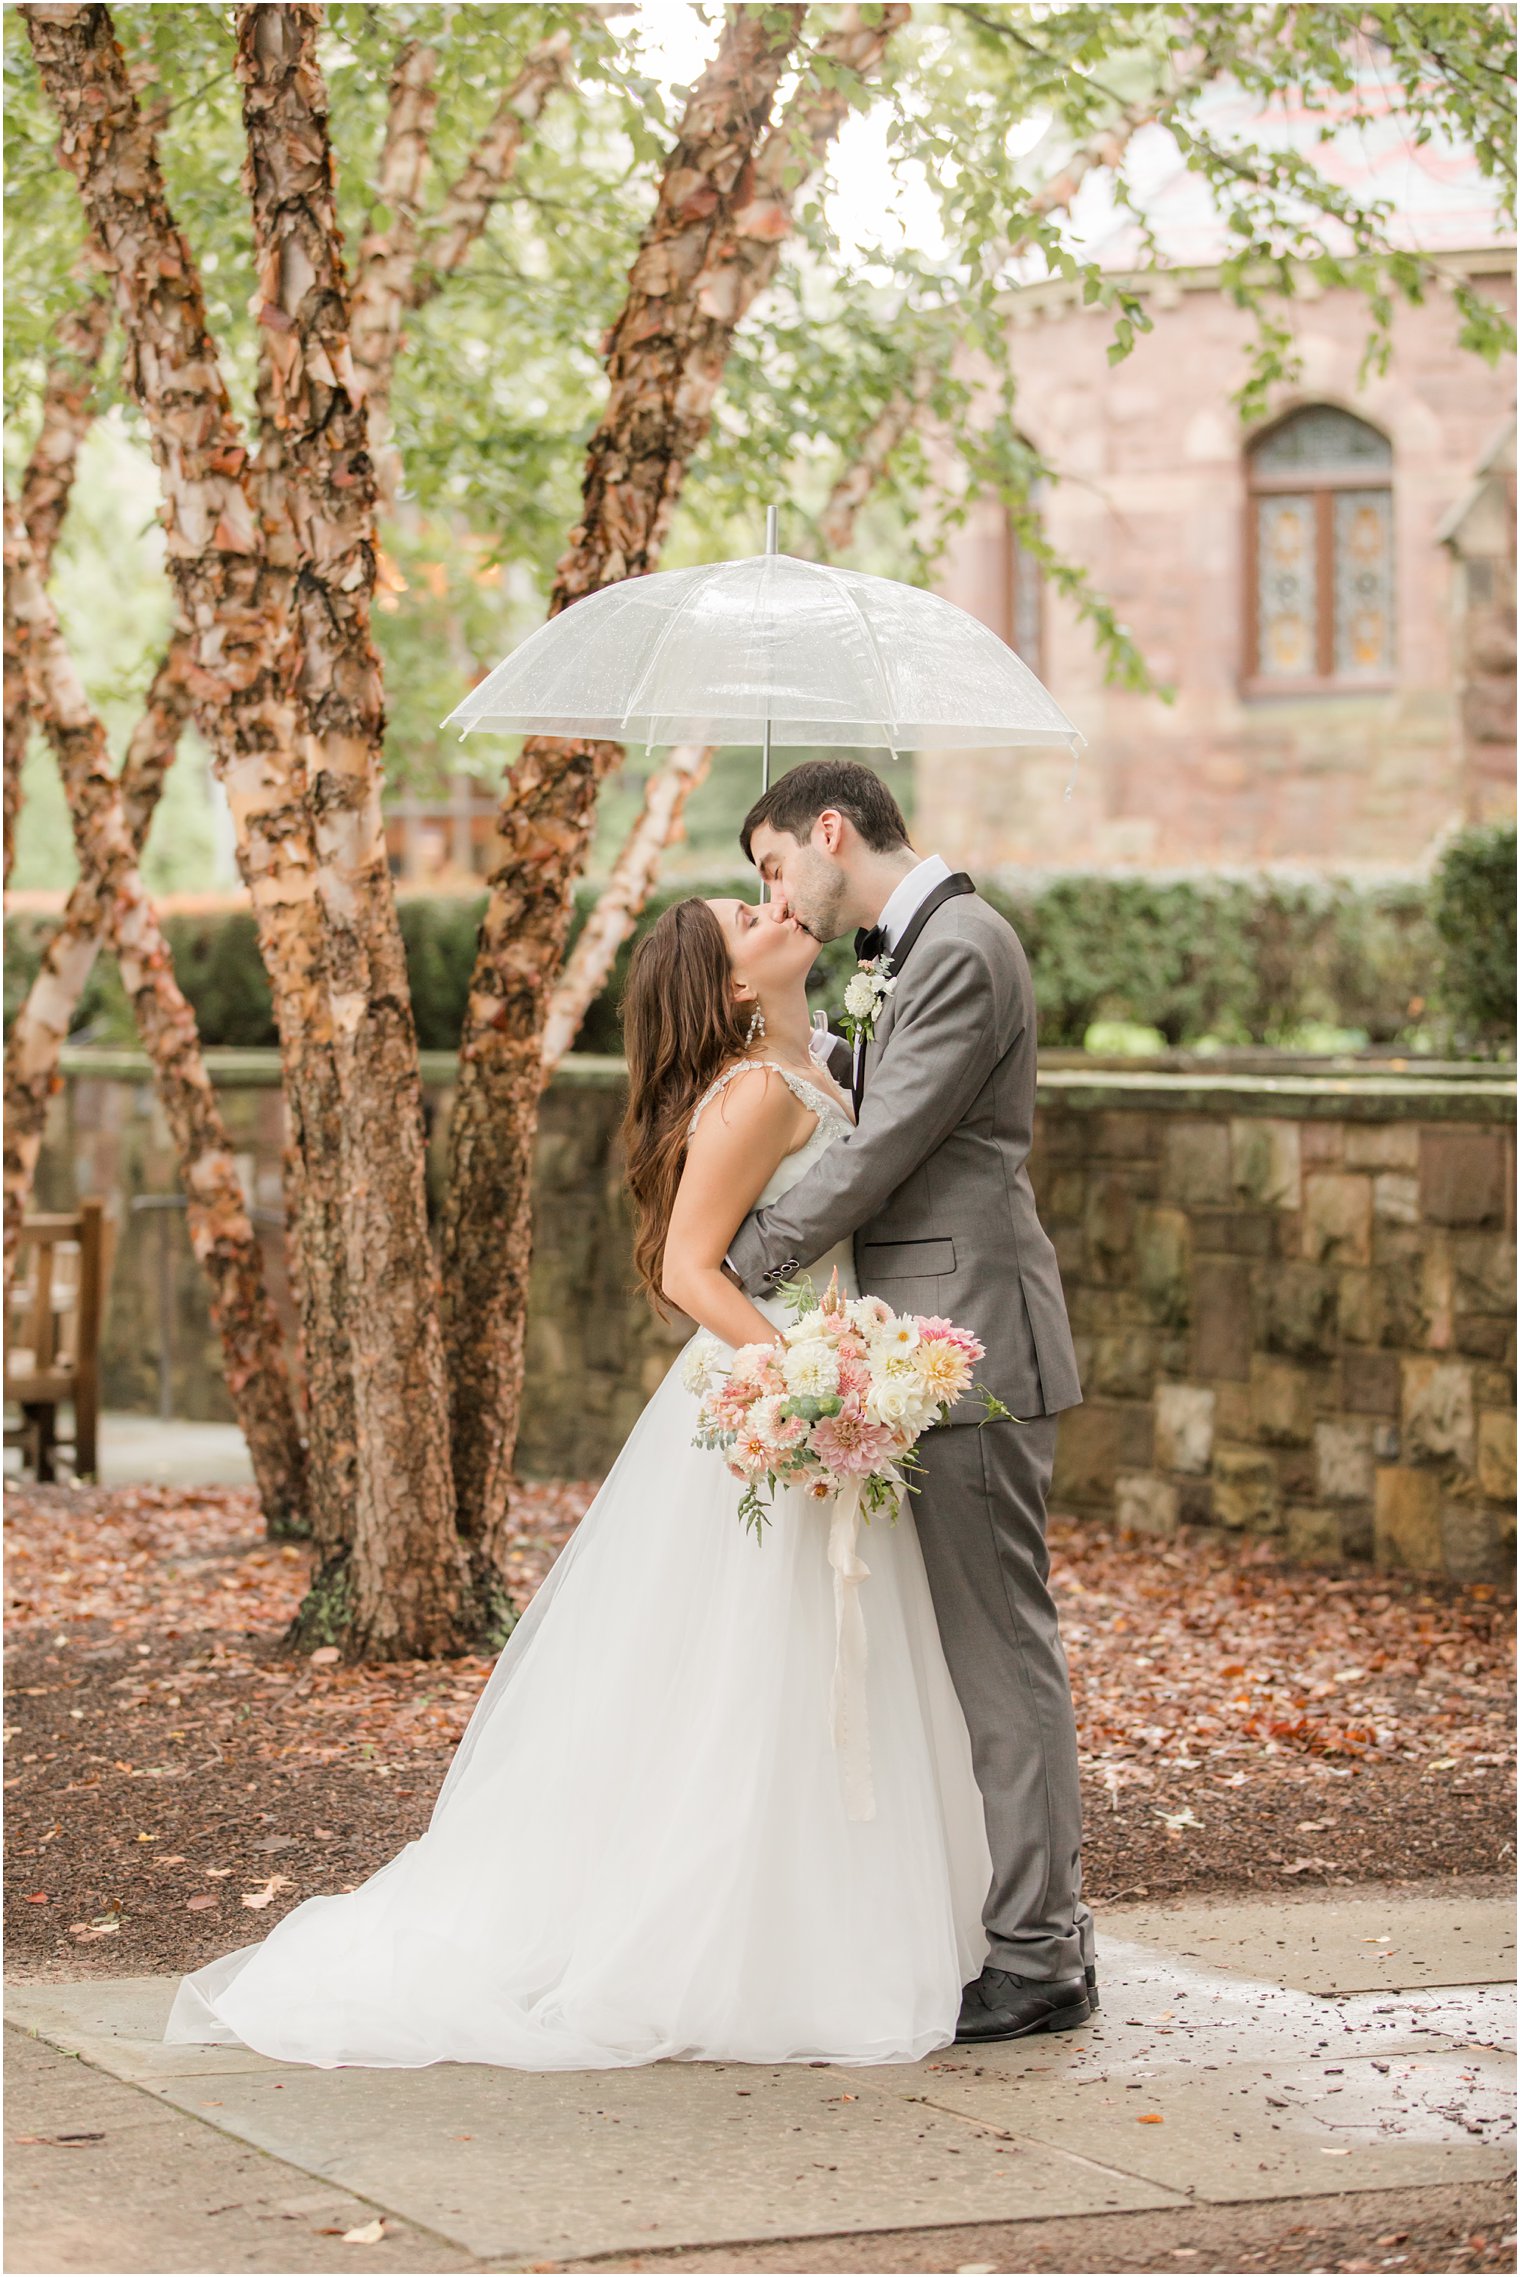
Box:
[442,551,1084,755]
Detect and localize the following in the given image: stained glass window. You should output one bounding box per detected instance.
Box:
[1010,524,1044,673]
[1257,496,1318,678]
[1333,491,1394,677]
[1254,407,1392,476]
[1247,408,1394,687]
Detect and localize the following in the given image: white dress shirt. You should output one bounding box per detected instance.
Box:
[875,853,951,954]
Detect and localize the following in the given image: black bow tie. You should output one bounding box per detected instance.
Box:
[854,924,887,962]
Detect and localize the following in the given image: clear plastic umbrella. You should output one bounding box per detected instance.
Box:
[442,524,1084,783]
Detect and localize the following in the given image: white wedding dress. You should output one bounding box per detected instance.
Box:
[165,1063,991,2071]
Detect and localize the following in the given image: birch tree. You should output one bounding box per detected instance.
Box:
[3,286,111,886]
[349,23,579,512]
[9,0,1511,1658]
[440,2,911,1556]
[4,495,306,1525]
[234,1,471,1654]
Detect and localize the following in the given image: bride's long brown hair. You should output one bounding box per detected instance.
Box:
[622,899,754,1309]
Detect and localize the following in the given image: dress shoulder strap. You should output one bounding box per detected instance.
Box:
[687,1059,846,1138]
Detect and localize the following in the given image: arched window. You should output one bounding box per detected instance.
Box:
[1246,407,1394,690]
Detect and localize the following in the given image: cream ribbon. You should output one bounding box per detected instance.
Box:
[825,1468,902,1823]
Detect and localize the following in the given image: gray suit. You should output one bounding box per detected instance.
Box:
[728,884,1094,1983]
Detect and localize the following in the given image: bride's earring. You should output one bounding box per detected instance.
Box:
[745,1003,766,1046]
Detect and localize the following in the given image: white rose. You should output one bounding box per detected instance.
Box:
[782,1340,841,1398]
[866,1378,935,1434]
[682,1337,723,1395]
[783,1309,830,1345]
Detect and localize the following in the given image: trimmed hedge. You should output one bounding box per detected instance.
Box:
[3,860,1505,1057]
[1431,821,1517,1054]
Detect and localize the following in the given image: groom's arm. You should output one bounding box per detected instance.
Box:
[728,936,1009,1295]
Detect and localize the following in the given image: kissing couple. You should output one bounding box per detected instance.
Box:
[168,758,1094,2071]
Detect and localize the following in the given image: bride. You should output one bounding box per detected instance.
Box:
[165,895,991,2071]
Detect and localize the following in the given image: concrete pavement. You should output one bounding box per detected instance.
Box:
[5,1884,1514,2274]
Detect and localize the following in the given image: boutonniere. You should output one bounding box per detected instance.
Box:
[839,954,897,1047]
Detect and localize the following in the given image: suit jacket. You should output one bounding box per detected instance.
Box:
[727,888,1082,1423]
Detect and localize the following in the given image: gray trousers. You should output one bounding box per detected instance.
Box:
[912,1414,1094,1983]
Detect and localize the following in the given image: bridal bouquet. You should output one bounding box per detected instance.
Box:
[684,1271,1011,1539]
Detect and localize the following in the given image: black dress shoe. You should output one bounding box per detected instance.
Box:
[955,1966,1091,2043]
[1086,1962,1100,2011]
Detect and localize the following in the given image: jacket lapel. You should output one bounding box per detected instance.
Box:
[855,871,975,1103]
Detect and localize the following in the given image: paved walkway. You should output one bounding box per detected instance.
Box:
[5,1884,1513,2273]
[2,1413,255,1490]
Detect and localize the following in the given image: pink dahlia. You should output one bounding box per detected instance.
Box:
[916,1316,985,1365]
[809,1405,896,1477]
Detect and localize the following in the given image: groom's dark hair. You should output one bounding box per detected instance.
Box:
[740,759,911,863]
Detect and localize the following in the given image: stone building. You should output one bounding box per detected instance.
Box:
[928,90,1516,876]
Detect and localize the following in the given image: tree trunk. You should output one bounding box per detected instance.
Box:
[5,285,113,886]
[348,23,575,513]
[2,628,195,1171]
[4,495,306,1528]
[348,36,438,513]
[22,3,390,1550]
[539,744,714,1075]
[439,4,908,1557]
[234,1,469,1658]
[817,384,926,554]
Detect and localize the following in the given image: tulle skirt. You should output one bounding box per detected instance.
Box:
[165,1334,992,2071]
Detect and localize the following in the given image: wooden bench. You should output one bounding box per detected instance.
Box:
[5,1201,110,1482]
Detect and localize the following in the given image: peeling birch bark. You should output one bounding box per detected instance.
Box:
[5,286,113,886]
[413,28,574,301]
[349,22,580,512]
[440,4,920,1556]
[235,1,468,1657]
[817,385,926,555]
[347,38,438,511]
[20,286,113,579]
[539,743,715,1075]
[23,0,361,1554]
[4,496,305,1528]
[3,628,195,1100]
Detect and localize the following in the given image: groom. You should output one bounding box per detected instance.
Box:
[729,759,1096,2042]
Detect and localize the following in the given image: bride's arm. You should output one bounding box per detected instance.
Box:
[662,1067,810,1349]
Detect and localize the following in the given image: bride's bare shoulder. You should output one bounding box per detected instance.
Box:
[686,1060,807,1146]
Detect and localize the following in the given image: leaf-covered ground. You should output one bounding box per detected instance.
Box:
[4,1481,1513,1981]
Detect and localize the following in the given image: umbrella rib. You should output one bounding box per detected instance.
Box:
[615,564,717,743]
[834,575,903,752]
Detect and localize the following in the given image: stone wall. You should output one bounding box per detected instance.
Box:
[1035,1069,1516,1581]
[29,1051,1515,1581]
[31,1051,689,1474]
